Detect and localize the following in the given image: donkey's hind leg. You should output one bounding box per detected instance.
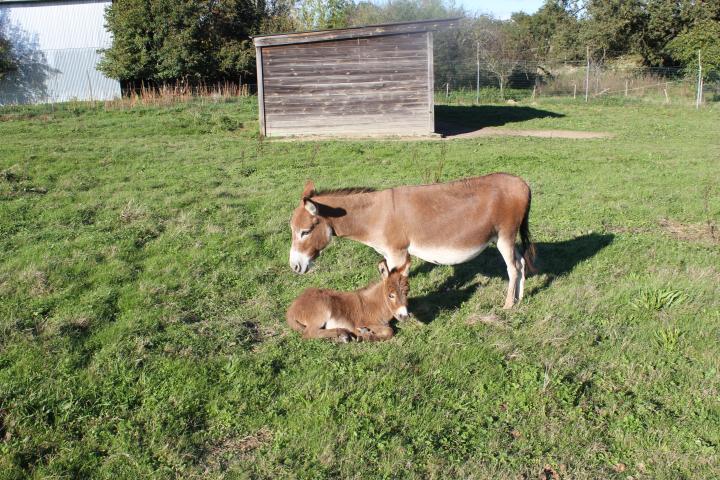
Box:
[516,247,526,301]
[497,234,522,309]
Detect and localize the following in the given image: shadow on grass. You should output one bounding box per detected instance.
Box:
[410,233,614,323]
[435,105,565,136]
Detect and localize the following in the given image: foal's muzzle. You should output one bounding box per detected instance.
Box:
[394,306,409,321]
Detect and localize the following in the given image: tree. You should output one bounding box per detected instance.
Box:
[0,34,14,78]
[473,16,531,98]
[512,0,583,62]
[0,14,17,78]
[583,0,647,60]
[294,0,353,30]
[99,0,281,84]
[347,0,458,26]
[666,19,720,80]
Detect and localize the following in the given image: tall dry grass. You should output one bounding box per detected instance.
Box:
[104,81,252,110]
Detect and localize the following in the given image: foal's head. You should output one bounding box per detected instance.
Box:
[289,180,333,274]
[378,259,410,321]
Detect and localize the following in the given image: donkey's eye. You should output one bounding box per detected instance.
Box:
[388,293,396,299]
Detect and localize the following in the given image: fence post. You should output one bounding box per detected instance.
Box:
[625,79,628,97]
[476,41,480,105]
[585,46,590,102]
[696,49,702,109]
[86,70,94,102]
[573,83,577,99]
[664,83,669,104]
[446,82,449,99]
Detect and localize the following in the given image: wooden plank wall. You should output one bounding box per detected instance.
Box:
[261,33,432,136]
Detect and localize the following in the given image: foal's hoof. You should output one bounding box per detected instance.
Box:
[336,332,356,343]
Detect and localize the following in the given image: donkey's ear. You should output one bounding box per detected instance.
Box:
[377,259,390,278]
[302,180,315,199]
[303,198,318,216]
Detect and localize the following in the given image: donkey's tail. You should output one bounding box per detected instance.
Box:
[519,187,537,274]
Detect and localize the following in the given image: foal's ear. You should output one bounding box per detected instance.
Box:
[303,198,318,216]
[302,180,315,199]
[377,259,390,279]
[396,259,411,277]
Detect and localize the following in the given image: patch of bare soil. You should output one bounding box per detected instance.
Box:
[605,219,719,245]
[443,126,613,140]
[0,113,52,122]
[203,427,272,472]
[465,312,507,328]
[659,218,718,244]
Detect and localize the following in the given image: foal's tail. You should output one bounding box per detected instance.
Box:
[519,188,537,274]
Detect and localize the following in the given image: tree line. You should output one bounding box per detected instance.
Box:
[0,0,718,86]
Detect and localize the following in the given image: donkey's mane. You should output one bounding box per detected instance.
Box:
[313,187,376,197]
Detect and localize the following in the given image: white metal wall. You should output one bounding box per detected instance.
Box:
[0,0,121,104]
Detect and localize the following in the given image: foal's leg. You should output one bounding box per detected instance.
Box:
[369,325,394,342]
[303,326,356,342]
[497,234,522,309]
[357,325,394,342]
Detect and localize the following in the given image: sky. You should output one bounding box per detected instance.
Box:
[458,0,545,19]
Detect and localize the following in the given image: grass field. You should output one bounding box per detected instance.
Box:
[1,96,719,479]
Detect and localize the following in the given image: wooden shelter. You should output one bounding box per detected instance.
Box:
[252,18,460,137]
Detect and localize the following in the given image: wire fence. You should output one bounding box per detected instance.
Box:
[433,56,717,107]
[1,47,717,108]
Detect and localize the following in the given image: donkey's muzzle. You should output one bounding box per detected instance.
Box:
[289,248,312,274]
[291,262,309,274]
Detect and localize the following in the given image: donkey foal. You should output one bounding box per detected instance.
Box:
[287,260,410,342]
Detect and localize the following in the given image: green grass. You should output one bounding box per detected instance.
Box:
[1,96,719,479]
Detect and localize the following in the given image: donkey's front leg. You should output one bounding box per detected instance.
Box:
[384,250,411,271]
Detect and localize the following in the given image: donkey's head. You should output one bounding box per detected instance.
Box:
[378,259,410,321]
[289,180,333,274]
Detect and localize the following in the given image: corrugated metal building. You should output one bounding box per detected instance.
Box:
[253,18,459,137]
[0,0,120,104]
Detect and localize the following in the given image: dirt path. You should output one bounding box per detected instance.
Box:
[444,126,612,139]
[271,125,613,142]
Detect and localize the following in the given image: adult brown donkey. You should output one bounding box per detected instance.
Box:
[289,174,535,309]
